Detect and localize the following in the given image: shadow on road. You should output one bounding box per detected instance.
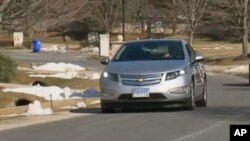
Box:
[223,83,250,87]
[70,107,189,114]
[193,106,250,122]
[70,108,101,114]
[223,83,250,91]
[70,106,250,122]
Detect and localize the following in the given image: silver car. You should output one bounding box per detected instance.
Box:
[100,39,207,113]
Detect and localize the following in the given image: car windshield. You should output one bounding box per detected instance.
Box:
[113,41,185,61]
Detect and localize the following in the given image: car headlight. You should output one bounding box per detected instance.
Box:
[168,86,189,94]
[103,72,118,82]
[166,69,186,80]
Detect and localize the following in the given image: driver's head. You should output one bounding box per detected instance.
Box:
[168,46,179,56]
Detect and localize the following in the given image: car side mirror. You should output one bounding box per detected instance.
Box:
[195,54,205,62]
[100,57,110,65]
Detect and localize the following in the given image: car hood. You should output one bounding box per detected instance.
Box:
[105,61,188,74]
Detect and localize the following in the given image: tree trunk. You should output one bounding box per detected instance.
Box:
[141,21,144,33]
[172,17,177,35]
[44,28,47,37]
[0,13,2,32]
[189,30,194,45]
[242,30,248,57]
[242,0,249,57]
[147,21,151,39]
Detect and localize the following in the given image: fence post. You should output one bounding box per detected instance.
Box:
[249,64,250,86]
[50,94,53,110]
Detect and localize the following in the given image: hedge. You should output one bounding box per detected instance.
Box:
[0,53,17,83]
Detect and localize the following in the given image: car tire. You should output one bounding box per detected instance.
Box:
[196,78,207,107]
[101,101,115,113]
[186,81,195,110]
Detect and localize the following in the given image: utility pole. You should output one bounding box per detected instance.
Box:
[122,0,125,41]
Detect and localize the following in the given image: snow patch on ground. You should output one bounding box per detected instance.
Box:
[77,102,87,108]
[224,65,249,74]
[201,46,234,50]
[29,71,100,80]
[90,100,100,105]
[32,62,86,72]
[201,48,211,50]
[214,47,221,50]
[2,86,83,101]
[25,101,53,116]
[29,72,81,79]
[61,102,87,110]
[80,47,99,54]
[41,45,67,53]
[28,62,100,80]
[89,72,101,80]
[83,88,101,97]
[2,87,101,100]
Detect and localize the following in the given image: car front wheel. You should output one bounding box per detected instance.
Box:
[101,101,115,113]
[196,78,207,107]
[186,81,195,110]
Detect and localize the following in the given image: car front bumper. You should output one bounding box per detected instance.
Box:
[100,74,191,108]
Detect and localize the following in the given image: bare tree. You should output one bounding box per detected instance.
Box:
[178,0,208,45]
[1,0,97,40]
[153,0,180,35]
[167,0,179,35]
[229,0,249,57]
[0,0,44,32]
[33,0,95,34]
[94,0,122,33]
[134,0,150,33]
[0,0,11,31]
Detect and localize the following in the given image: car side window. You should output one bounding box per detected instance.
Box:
[185,44,196,62]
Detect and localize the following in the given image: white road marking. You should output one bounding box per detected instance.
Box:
[171,110,250,141]
[171,121,226,141]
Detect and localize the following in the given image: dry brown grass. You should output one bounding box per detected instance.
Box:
[0,33,13,48]
[0,70,99,109]
[167,35,250,65]
[13,70,99,90]
[193,43,250,65]
[194,44,242,58]
[0,89,46,109]
[0,32,80,49]
[0,98,99,117]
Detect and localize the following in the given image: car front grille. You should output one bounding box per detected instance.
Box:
[118,93,166,100]
[120,74,163,86]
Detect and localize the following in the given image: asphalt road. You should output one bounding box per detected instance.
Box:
[0,73,249,141]
[1,50,104,72]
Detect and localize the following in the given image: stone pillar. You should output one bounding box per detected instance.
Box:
[13,32,24,48]
[100,34,110,57]
[110,35,125,57]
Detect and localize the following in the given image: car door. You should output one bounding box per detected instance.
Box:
[185,44,203,97]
